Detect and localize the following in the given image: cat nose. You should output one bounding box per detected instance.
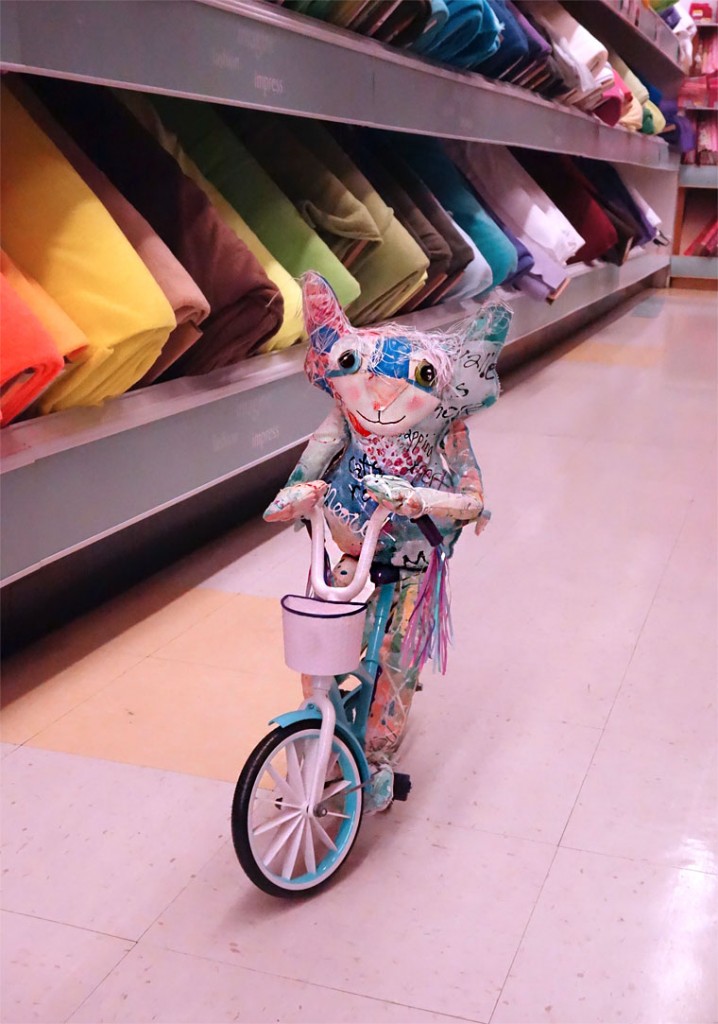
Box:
[368,375,408,410]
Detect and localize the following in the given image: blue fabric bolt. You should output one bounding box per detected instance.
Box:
[473,0,530,77]
[411,0,450,54]
[415,0,501,68]
[392,134,518,292]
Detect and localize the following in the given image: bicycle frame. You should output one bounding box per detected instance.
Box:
[289,503,395,810]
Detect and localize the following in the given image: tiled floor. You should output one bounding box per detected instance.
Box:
[2,289,716,1024]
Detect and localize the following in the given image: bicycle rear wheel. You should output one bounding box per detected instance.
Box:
[232,722,364,897]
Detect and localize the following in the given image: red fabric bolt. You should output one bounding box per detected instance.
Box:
[511,149,618,264]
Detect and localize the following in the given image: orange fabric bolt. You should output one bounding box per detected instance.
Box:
[0,250,89,363]
[0,274,64,425]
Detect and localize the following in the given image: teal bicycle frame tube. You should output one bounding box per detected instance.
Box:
[351,582,395,748]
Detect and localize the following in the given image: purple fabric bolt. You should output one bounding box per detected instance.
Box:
[660,99,698,152]
[505,0,550,60]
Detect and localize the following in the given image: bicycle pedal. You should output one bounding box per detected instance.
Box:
[393,772,412,801]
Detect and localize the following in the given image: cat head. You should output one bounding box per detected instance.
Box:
[302,272,512,437]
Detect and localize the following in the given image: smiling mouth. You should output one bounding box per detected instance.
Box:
[357,410,406,425]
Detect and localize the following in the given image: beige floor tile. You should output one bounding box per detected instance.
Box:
[28,651,300,782]
[1,746,231,939]
[141,819,554,1023]
[494,848,718,1024]
[76,580,233,657]
[1,585,232,745]
[1,643,144,745]
[151,593,289,675]
[1,911,132,1024]
[70,944,463,1024]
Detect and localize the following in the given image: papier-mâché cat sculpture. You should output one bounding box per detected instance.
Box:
[264,271,511,808]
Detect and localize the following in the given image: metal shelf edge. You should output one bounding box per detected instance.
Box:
[679,165,718,188]
[670,255,718,279]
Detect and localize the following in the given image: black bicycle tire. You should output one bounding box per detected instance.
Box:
[231,721,364,898]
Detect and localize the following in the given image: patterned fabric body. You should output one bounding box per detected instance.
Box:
[301,567,421,764]
[322,424,463,569]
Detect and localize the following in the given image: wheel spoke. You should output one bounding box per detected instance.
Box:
[324,810,351,820]
[321,779,352,801]
[265,762,299,805]
[252,807,303,837]
[311,817,338,852]
[253,789,302,810]
[285,741,305,798]
[281,816,306,879]
[303,818,317,875]
[263,813,304,867]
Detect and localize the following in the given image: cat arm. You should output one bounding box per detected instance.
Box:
[263,405,350,522]
[364,419,487,525]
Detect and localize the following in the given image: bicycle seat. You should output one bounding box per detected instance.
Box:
[370,561,401,586]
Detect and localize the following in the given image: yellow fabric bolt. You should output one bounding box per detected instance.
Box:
[0,86,176,413]
[116,90,305,356]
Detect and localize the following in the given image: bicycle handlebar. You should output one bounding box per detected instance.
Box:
[307,503,390,602]
[306,502,445,603]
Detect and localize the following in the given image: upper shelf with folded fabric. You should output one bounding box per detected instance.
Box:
[0,0,678,169]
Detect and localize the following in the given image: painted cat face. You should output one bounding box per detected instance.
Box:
[324,336,445,437]
[302,272,512,437]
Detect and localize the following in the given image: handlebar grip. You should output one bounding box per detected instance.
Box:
[413,514,444,548]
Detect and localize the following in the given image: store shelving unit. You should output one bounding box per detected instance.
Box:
[671,254,718,278]
[0,0,682,601]
[672,12,717,290]
[671,171,718,286]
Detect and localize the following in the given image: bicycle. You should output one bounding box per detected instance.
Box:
[231,481,444,897]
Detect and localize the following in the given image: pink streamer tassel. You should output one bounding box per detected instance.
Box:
[402,547,453,675]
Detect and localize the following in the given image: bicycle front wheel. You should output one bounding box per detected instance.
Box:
[231,722,364,897]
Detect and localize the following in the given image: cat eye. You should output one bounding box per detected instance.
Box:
[414,360,437,389]
[337,349,361,373]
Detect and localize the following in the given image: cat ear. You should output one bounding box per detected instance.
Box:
[439,303,513,422]
[301,271,349,342]
[301,272,352,395]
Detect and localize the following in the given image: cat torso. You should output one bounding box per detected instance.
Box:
[323,418,462,569]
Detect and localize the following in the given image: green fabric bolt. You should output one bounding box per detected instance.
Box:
[222,107,382,261]
[322,124,453,310]
[278,118,429,325]
[640,100,667,135]
[146,94,361,310]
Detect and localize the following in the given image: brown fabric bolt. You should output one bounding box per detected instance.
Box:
[27,76,283,378]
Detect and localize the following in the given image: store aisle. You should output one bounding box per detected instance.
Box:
[1,289,716,1024]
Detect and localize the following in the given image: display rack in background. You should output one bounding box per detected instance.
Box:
[671,2,718,287]
[671,163,718,285]
[0,0,685,647]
